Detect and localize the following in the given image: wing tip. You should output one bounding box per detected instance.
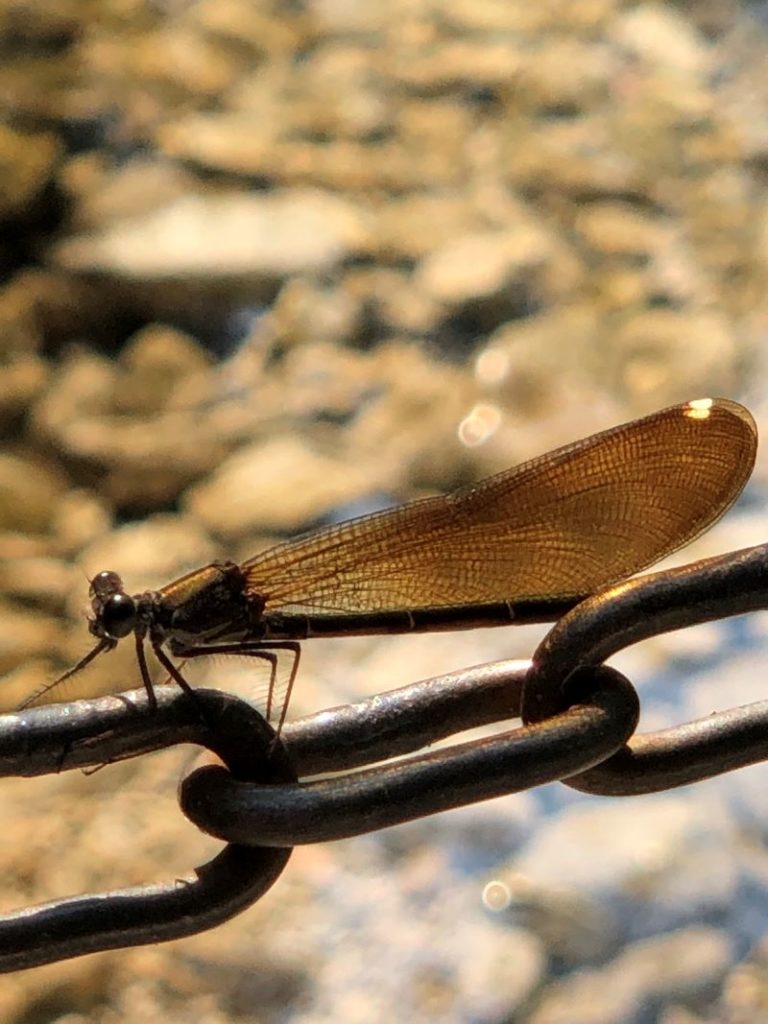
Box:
[684,396,757,439]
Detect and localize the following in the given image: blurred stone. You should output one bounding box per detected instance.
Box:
[0,556,76,611]
[473,306,605,419]
[0,657,54,714]
[50,489,112,556]
[309,0,394,33]
[512,40,617,113]
[155,113,282,178]
[502,796,739,955]
[0,1,82,45]
[0,273,44,357]
[573,201,674,258]
[452,923,545,1021]
[272,45,393,141]
[0,122,60,220]
[397,100,484,188]
[0,601,63,673]
[0,453,68,533]
[612,4,710,76]
[159,116,425,191]
[0,354,49,425]
[31,345,115,438]
[184,434,398,538]
[606,309,738,403]
[270,278,365,350]
[491,871,619,964]
[441,0,619,33]
[85,25,241,101]
[30,347,230,511]
[0,47,78,122]
[53,190,371,288]
[376,194,480,261]
[0,944,115,1022]
[0,272,60,422]
[195,338,378,441]
[60,154,199,233]
[391,41,524,93]
[191,0,304,54]
[115,324,212,417]
[720,937,768,1022]
[506,116,644,197]
[0,531,52,560]
[660,1008,708,1024]
[416,223,582,328]
[0,268,118,352]
[529,927,730,1024]
[623,927,731,1003]
[355,268,442,336]
[344,341,480,491]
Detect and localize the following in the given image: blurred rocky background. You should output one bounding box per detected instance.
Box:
[3,0,768,1021]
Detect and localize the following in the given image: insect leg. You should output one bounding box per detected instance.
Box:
[134,634,158,710]
[173,640,302,738]
[150,640,197,701]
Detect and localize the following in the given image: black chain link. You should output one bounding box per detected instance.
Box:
[2,541,768,971]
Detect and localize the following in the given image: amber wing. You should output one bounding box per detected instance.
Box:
[242,399,757,614]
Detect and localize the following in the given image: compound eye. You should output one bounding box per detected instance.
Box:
[90,570,123,600]
[101,593,136,639]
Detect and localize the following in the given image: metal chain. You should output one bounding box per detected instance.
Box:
[2,540,768,971]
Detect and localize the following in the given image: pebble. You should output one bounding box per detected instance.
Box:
[0,453,69,533]
[184,434,399,537]
[0,556,76,611]
[50,489,113,557]
[0,601,63,674]
[0,123,60,219]
[528,927,731,1024]
[53,189,371,287]
[612,5,711,76]
[498,795,740,948]
[607,309,739,403]
[416,224,582,327]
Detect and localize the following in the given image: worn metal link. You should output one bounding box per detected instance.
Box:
[2,540,768,969]
[0,690,295,973]
[525,542,768,722]
[181,664,639,846]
